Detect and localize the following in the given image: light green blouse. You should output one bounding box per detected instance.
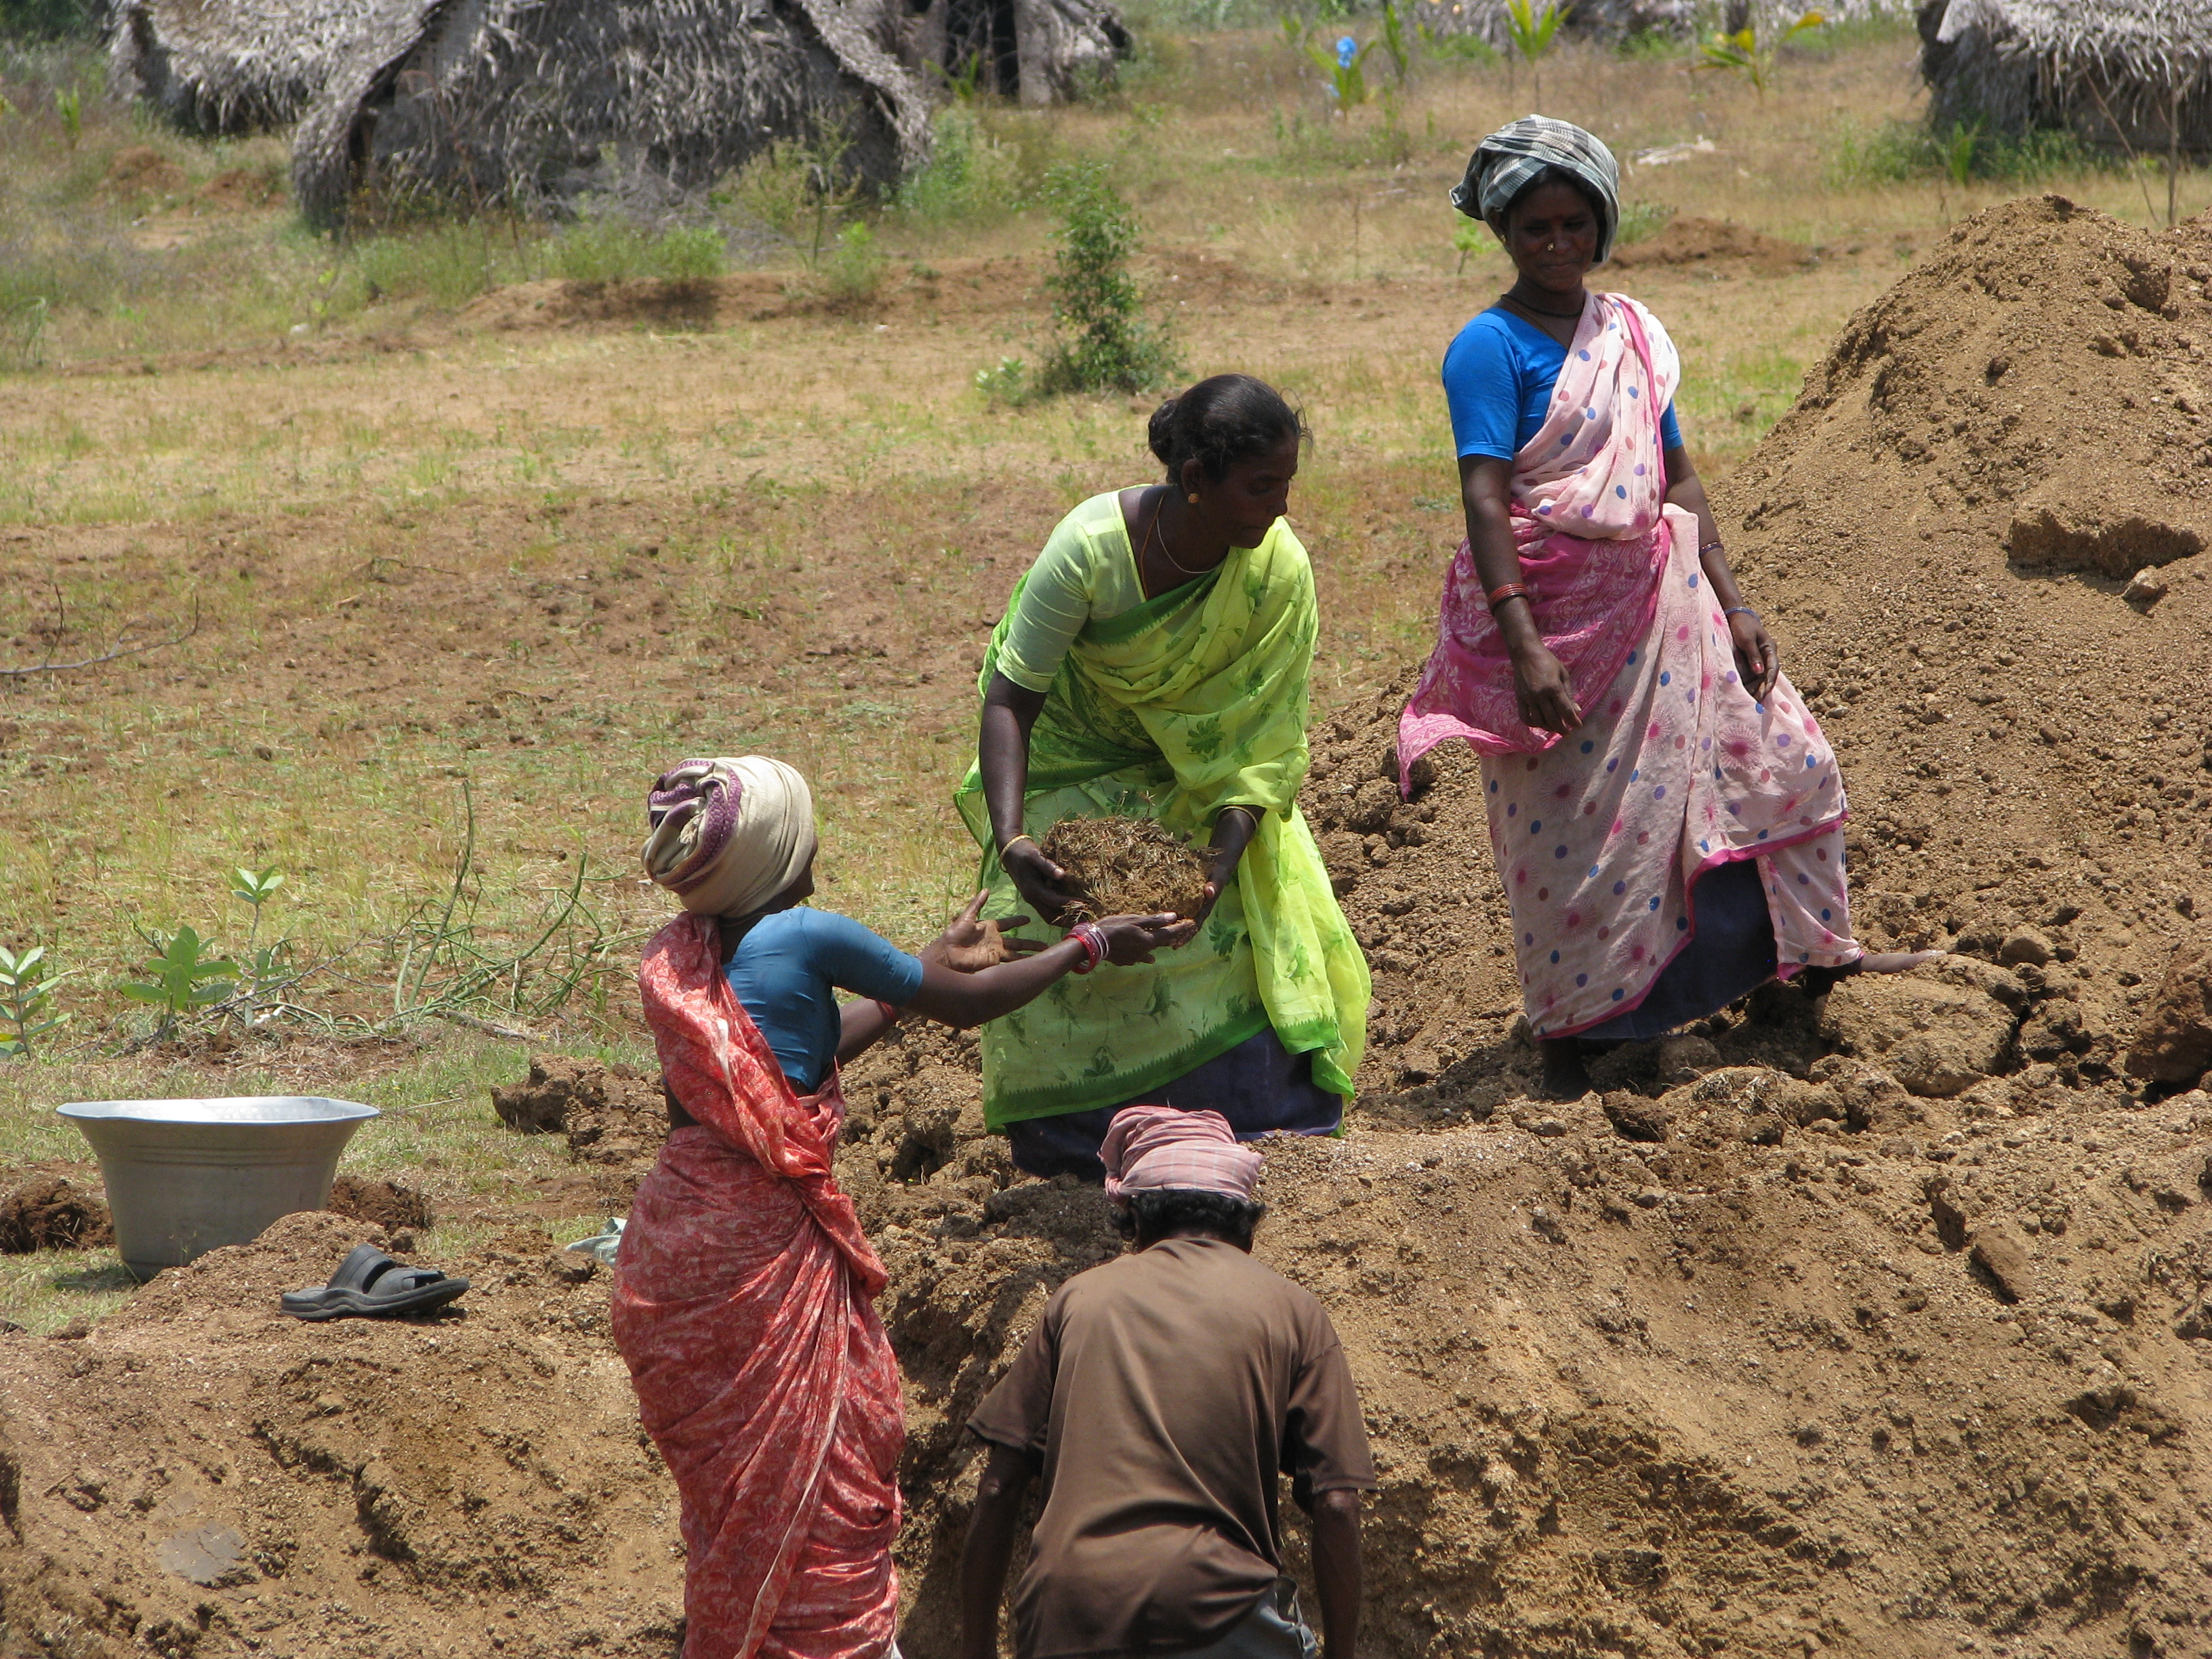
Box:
[996,492,1158,694]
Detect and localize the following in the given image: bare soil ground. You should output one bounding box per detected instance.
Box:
[5,79,2212,1659]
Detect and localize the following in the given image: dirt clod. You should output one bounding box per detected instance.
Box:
[324,1175,434,1233]
[2127,933,2212,1085]
[0,1175,112,1253]
[1041,816,1211,922]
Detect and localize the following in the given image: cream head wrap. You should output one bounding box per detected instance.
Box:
[1100,1105,1263,1206]
[641,757,819,919]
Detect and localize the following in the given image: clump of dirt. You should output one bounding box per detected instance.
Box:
[1041,816,1211,920]
[98,144,186,201]
[191,167,284,211]
[492,1053,665,1170]
[1610,216,1813,275]
[0,1173,112,1252]
[324,1174,434,1233]
[2127,930,2212,1085]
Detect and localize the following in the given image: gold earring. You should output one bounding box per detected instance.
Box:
[1187,493,1199,504]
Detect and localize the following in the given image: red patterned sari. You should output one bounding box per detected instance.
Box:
[612,914,903,1659]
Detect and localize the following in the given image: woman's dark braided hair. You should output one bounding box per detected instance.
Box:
[1110,1187,1268,1248]
[1147,373,1309,485]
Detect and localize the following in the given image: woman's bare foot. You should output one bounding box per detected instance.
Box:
[1857,949,1946,975]
[1538,1037,1591,1101]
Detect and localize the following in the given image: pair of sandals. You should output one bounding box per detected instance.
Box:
[280,1244,470,1322]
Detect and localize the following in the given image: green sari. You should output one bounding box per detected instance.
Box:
[954,494,1370,1129]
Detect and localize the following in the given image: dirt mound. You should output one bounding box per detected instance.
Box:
[491,1052,665,1168]
[0,1208,681,1659]
[0,1173,112,1252]
[1041,816,1211,921]
[1610,216,1813,275]
[98,144,186,202]
[324,1174,434,1234]
[191,167,284,212]
[2128,932,2212,1085]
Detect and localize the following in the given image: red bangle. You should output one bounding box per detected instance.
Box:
[874,1000,901,1024]
[1486,582,1530,611]
[1068,923,1107,974]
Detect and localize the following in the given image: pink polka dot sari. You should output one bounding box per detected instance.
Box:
[1400,293,1862,1040]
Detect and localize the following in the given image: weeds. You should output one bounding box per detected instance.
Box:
[895,105,1023,226]
[1308,31,1379,112]
[1826,117,2101,187]
[539,217,724,283]
[1503,0,1561,104]
[228,866,286,1025]
[118,926,236,1040]
[1695,10,1825,100]
[0,945,66,1058]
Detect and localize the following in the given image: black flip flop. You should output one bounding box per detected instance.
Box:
[280,1243,470,1322]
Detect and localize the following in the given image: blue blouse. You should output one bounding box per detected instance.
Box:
[1443,307,1683,462]
[724,907,924,1092]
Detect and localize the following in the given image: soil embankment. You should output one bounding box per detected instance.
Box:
[2,197,2211,1659]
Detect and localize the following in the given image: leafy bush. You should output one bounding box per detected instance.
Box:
[1033,162,1180,397]
[725,138,817,241]
[895,106,1023,225]
[1616,199,1675,245]
[818,221,884,304]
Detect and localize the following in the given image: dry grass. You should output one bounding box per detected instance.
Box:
[1042,815,1212,920]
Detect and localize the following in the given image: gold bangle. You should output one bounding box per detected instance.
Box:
[1000,833,1038,857]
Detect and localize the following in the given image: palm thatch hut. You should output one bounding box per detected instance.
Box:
[897,0,1129,104]
[289,0,935,226]
[1920,0,2212,155]
[108,0,396,131]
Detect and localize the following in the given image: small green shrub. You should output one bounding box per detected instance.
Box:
[975,354,1029,405]
[1416,24,1498,66]
[1033,161,1180,397]
[820,221,884,303]
[119,925,236,1038]
[725,138,816,240]
[0,944,67,1058]
[343,222,516,307]
[895,106,1023,225]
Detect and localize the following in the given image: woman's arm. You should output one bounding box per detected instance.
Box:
[903,914,1193,1027]
[1460,453,1581,735]
[979,672,1088,922]
[1193,804,1261,925]
[1663,444,1777,699]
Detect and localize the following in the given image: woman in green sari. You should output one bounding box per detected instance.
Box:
[956,375,1370,1180]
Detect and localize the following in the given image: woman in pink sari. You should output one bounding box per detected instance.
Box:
[614,756,1190,1659]
[1400,117,1934,1099]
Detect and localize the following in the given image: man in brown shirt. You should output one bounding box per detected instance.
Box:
[958,1107,1373,1659]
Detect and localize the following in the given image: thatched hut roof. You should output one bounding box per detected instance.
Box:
[287,0,935,226]
[1920,0,2212,152]
[895,0,1128,104]
[108,0,391,131]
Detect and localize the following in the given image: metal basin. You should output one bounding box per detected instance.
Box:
[58,1097,380,1280]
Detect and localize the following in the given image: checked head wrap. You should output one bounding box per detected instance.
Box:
[1101,1105,1263,1206]
[1450,115,1622,265]
[641,756,819,920]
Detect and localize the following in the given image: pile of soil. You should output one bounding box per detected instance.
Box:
[491,1053,666,1169]
[0,1210,682,1659]
[0,1172,112,1252]
[1040,817,1211,922]
[324,1175,434,1235]
[1610,216,1814,276]
[97,145,186,203]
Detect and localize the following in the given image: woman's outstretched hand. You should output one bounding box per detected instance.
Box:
[1002,840,1086,926]
[924,890,1042,973]
[1728,611,1780,701]
[1092,913,1197,965]
[1510,640,1583,736]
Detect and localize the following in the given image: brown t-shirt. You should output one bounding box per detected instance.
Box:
[967,1237,1375,1659]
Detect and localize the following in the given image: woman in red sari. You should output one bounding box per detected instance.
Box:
[613,756,1190,1659]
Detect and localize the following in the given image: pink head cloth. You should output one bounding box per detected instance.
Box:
[1100,1105,1263,1205]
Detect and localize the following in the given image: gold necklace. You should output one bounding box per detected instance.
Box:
[1139,489,1216,582]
